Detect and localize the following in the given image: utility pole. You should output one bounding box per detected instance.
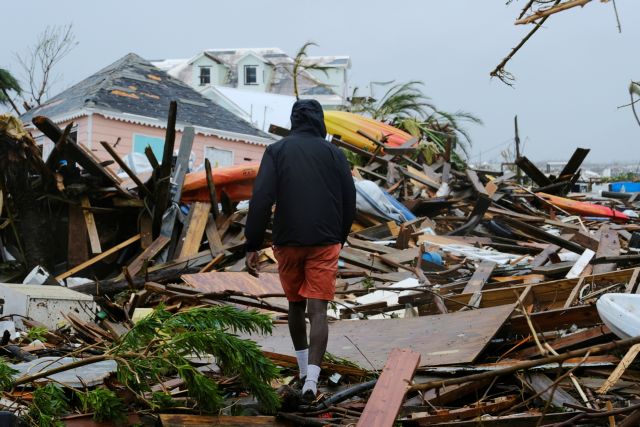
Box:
[514,115,522,183]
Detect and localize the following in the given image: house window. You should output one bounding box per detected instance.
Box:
[199,67,211,86]
[204,147,234,168]
[244,65,257,85]
[133,134,164,161]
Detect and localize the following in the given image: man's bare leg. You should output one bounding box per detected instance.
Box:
[303,298,328,400]
[288,300,308,379]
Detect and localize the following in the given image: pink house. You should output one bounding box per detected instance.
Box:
[21,53,273,170]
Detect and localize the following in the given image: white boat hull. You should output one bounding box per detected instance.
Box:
[596,293,640,340]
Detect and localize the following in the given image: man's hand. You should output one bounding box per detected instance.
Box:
[246,251,260,278]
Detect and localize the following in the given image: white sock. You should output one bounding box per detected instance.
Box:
[295,349,308,378]
[303,364,321,395]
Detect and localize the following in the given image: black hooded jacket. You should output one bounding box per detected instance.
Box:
[245,99,356,251]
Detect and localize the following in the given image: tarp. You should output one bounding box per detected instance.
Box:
[181,163,260,203]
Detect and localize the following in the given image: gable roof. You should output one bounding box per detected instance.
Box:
[21,53,272,143]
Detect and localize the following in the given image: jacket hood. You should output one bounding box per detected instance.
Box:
[290,99,327,138]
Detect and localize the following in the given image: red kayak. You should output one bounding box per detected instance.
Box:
[536,192,630,221]
[181,163,260,203]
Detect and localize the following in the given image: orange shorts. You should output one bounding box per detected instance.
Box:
[273,244,341,302]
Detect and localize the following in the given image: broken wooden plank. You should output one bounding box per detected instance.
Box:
[250,305,514,369]
[124,235,170,277]
[466,169,489,196]
[597,343,640,395]
[180,272,283,297]
[176,202,211,259]
[463,260,496,308]
[593,224,621,275]
[401,395,517,425]
[356,348,420,427]
[531,244,560,268]
[515,156,552,187]
[523,373,580,407]
[204,214,224,255]
[159,414,288,426]
[152,100,178,234]
[566,249,596,279]
[80,196,102,254]
[55,234,141,281]
[67,204,88,267]
[498,216,585,254]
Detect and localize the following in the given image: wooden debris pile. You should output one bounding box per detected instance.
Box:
[1,107,640,425]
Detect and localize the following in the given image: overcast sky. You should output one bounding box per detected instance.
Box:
[2,0,639,163]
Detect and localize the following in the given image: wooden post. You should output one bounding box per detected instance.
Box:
[514,115,522,184]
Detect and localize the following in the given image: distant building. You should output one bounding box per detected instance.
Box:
[21,53,272,170]
[153,48,350,110]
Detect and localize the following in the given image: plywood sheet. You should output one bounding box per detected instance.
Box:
[181,272,283,297]
[250,304,514,369]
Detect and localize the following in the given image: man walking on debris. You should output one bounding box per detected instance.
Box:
[245,99,356,403]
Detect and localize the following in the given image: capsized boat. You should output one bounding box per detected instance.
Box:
[596,293,640,339]
[536,192,630,221]
[181,163,260,203]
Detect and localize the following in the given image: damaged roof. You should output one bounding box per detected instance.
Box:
[21,53,273,141]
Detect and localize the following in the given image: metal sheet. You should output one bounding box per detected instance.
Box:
[249,304,514,369]
[181,272,283,297]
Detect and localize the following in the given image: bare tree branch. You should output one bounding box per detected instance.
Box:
[15,23,78,106]
[516,0,592,25]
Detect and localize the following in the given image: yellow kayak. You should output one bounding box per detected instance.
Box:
[324,111,415,152]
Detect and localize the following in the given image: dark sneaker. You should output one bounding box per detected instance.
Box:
[302,388,316,404]
[291,375,306,391]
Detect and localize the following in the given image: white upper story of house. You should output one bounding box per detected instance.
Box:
[152,48,351,109]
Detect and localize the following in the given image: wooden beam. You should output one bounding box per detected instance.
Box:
[153,100,178,234]
[356,348,420,427]
[124,235,170,277]
[80,196,102,254]
[593,224,620,275]
[204,158,220,218]
[463,261,496,308]
[55,234,141,281]
[597,343,640,395]
[177,202,211,259]
[566,249,595,279]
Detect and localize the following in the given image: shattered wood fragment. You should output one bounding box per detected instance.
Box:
[80,196,102,254]
[593,224,621,275]
[566,249,595,279]
[523,373,581,407]
[597,343,640,395]
[401,395,518,424]
[462,260,496,308]
[159,414,289,426]
[515,155,552,187]
[176,202,211,259]
[357,348,420,427]
[56,234,141,281]
[123,235,170,277]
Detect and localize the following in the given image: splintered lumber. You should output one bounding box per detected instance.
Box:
[515,156,552,187]
[204,158,220,218]
[80,196,102,254]
[409,334,640,393]
[250,305,514,369]
[124,235,171,277]
[498,216,585,254]
[597,343,640,395]
[593,224,621,275]
[466,169,489,196]
[67,204,88,266]
[55,234,141,281]
[340,246,392,272]
[401,395,517,425]
[422,379,493,406]
[523,373,581,407]
[176,202,211,259]
[204,214,224,255]
[159,414,289,426]
[447,194,491,236]
[153,101,178,233]
[566,249,595,279]
[462,260,496,307]
[180,272,283,297]
[531,244,560,267]
[356,348,420,427]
